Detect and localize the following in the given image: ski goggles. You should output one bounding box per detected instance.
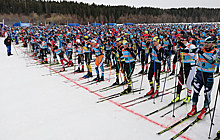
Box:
[205,41,214,43]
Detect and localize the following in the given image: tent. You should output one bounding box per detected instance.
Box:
[107,23,116,26]
[13,22,20,27]
[124,23,134,26]
[91,23,101,26]
[68,23,79,26]
[20,23,31,27]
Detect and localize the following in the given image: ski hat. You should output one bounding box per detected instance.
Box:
[152,36,159,42]
[205,36,215,43]
[91,40,96,43]
[180,34,188,41]
[116,38,121,42]
[123,42,129,45]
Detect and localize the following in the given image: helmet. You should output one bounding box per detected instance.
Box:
[152,36,159,42]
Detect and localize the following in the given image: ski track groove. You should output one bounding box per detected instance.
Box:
[15,45,191,140]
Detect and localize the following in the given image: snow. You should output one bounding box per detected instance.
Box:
[0,37,219,140]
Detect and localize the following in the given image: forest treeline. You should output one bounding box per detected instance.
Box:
[0,0,220,25]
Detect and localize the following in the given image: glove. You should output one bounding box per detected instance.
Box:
[116,53,120,58]
[178,41,186,48]
[196,48,204,54]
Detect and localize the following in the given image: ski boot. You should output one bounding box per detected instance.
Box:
[98,76,104,82]
[123,86,131,94]
[112,78,119,86]
[93,74,100,81]
[151,90,158,98]
[197,107,207,120]
[138,69,144,74]
[74,67,80,73]
[169,70,175,76]
[187,105,197,117]
[145,87,154,96]
[81,65,84,72]
[83,72,93,78]
[111,65,116,69]
[183,95,191,103]
[144,69,148,75]
[171,94,180,103]
[161,67,165,72]
[60,67,65,72]
[167,67,171,72]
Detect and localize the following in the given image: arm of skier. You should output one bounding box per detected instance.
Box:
[200,49,219,64]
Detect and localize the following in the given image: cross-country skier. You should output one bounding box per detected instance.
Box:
[187,36,219,119]
[145,36,164,98]
[172,34,197,103]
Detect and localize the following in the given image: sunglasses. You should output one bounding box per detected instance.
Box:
[180,39,187,41]
[205,41,213,44]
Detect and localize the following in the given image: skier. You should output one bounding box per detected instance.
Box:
[161,34,173,73]
[138,34,150,74]
[187,36,219,119]
[75,39,84,72]
[83,36,93,78]
[121,41,136,93]
[40,38,49,64]
[53,44,69,72]
[172,34,197,103]
[145,36,164,98]
[91,40,105,82]
[111,38,124,85]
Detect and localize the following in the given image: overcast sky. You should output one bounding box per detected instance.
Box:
[60,0,220,9]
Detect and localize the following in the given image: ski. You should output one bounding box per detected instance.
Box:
[157,108,210,135]
[161,76,175,83]
[100,88,143,100]
[124,91,172,108]
[214,73,220,78]
[145,99,184,117]
[160,102,186,118]
[97,89,144,103]
[120,86,185,105]
[170,108,213,140]
[121,90,169,105]
[99,80,138,92]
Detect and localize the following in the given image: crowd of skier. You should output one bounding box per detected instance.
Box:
[2,23,220,123]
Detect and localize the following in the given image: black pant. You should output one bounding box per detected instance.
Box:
[124,61,135,86]
[67,51,73,60]
[148,61,161,84]
[40,48,47,60]
[78,54,84,64]
[84,53,91,65]
[141,49,148,70]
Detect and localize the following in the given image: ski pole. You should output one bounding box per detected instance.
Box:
[115,53,125,91]
[153,56,156,104]
[172,51,179,117]
[109,51,113,82]
[128,58,134,94]
[208,78,220,139]
[139,49,148,94]
[161,59,169,102]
